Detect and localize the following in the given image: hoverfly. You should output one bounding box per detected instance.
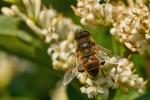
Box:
[63,30,119,86]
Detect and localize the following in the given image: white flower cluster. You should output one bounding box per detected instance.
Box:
[76,58,145,99]
[72,0,113,26]
[111,0,150,55]
[73,0,150,55]
[47,39,76,70]
[1,0,80,70]
[45,17,80,70]
[1,0,146,99]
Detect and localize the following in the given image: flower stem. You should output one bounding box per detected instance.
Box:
[143,55,150,79]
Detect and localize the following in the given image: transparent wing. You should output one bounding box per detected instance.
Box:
[95,44,121,65]
[63,55,78,86]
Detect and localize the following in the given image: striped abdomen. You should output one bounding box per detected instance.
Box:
[81,52,100,78]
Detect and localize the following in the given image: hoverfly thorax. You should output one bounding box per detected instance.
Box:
[75,30,94,51]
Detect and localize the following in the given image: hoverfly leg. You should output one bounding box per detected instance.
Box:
[100,68,106,77]
[99,57,106,77]
[111,77,116,83]
[78,64,84,72]
[100,58,105,65]
[115,66,117,74]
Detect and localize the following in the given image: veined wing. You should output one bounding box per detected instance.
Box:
[95,44,121,65]
[63,55,78,86]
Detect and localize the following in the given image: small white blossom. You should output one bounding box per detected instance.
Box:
[72,0,113,26]
[1,7,16,16]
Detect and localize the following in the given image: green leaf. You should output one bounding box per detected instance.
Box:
[0,15,35,44]
[113,89,139,100]
[0,15,50,67]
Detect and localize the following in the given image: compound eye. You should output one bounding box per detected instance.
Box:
[75,30,90,40]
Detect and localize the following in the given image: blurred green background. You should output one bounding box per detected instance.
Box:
[0,0,149,100]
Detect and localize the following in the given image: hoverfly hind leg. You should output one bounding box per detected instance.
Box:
[100,68,106,77]
[98,57,106,77]
[114,65,118,74]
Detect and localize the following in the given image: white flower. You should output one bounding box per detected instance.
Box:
[2,0,80,70]
[110,0,150,55]
[1,7,16,16]
[72,0,113,26]
[73,0,150,55]
[76,57,145,99]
